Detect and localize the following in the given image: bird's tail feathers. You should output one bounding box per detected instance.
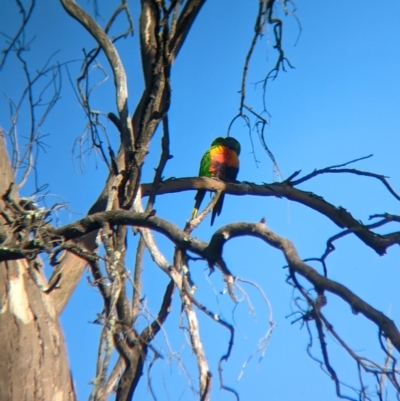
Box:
[191,190,206,220]
[211,192,225,226]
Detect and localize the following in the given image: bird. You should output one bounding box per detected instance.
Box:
[191,136,241,225]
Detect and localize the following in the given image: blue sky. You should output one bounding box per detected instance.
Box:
[1,1,400,400]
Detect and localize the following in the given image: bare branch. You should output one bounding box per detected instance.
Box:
[168,0,207,60]
[140,279,175,343]
[178,254,211,400]
[60,0,134,155]
[206,222,400,353]
[185,283,238,399]
[287,156,400,202]
[3,199,400,360]
[141,176,400,255]
[0,0,35,68]
[95,357,125,401]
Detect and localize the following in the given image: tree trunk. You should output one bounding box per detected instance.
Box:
[0,135,76,401]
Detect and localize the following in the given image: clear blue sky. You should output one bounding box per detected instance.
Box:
[1,1,400,400]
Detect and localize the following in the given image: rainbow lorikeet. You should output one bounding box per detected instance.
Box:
[191,136,241,225]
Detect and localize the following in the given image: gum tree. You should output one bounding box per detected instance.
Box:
[1,1,400,400]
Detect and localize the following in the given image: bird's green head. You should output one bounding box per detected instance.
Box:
[211,137,226,147]
[224,137,241,155]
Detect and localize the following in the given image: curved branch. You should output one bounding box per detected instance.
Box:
[289,162,400,202]
[4,203,400,355]
[50,210,207,256]
[60,0,134,153]
[206,222,400,353]
[3,177,400,263]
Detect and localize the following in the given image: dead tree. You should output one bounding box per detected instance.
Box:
[1,1,400,401]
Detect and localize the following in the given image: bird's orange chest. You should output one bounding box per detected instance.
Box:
[209,146,239,176]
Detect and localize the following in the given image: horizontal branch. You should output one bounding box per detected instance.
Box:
[2,196,399,355]
[2,177,399,263]
[0,210,207,262]
[141,177,400,255]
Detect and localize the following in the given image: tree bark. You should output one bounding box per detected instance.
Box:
[0,135,76,401]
